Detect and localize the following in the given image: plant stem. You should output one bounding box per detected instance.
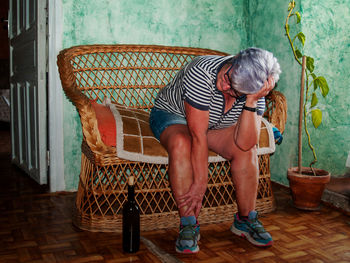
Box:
[298,57,306,174]
[304,74,318,175]
[285,0,318,172]
[285,2,302,65]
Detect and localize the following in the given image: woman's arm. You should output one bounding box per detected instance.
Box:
[235,76,275,151]
[234,101,262,151]
[177,101,209,217]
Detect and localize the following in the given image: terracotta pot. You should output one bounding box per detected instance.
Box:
[287,167,331,210]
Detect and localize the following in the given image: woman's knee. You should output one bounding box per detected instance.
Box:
[229,145,258,163]
[166,132,192,157]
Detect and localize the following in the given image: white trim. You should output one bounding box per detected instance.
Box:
[258,118,276,155]
[48,0,65,192]
[37,0,48,184]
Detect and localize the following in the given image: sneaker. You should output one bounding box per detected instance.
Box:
[175,216,200,254]
[230,211,273,247]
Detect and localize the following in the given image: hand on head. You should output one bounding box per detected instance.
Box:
[246,76,275,103]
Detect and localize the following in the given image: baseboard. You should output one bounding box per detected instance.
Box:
[322,189,350,216]
[271,180,350,216]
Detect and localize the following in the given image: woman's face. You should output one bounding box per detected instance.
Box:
[221,64,244,98]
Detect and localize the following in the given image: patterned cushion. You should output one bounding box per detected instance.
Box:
[93,100,275,164]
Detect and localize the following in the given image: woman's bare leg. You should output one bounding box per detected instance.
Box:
[159,124,195,217]
[207,125,258,216]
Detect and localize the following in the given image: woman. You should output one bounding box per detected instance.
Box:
[149,47,281,254]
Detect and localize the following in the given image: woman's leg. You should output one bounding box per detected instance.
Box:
[208,125,272,247]
[159,124,196,217]
[156,122,200,253]
[207,124,258,216]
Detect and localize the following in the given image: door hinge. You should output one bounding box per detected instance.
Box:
[46,150,50,167]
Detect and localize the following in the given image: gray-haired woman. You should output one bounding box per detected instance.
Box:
[149,47,281,254]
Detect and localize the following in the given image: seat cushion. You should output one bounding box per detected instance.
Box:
[91,100,275,164]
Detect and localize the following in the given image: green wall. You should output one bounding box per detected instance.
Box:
[60,0,350,189]
[300,0,350,177]
[250,0,350,184]
[61,0,248,190]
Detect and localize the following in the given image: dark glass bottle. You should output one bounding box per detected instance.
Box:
[122,176,140,253]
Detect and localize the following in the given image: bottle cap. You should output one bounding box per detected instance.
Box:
[128,176,135,186]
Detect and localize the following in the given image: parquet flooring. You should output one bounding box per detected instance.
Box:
[1,124,350,262]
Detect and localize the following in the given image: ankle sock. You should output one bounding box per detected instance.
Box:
[180,216,196,226]
[238,213,248,220]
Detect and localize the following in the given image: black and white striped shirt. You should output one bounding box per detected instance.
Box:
[154,55,265,130]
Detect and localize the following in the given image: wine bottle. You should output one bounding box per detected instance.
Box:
[122,176,140,253]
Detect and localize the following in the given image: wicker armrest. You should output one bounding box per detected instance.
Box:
[57,50,113,155]
[265,90,288,134]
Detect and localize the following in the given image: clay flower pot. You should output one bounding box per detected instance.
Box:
[287,167,331,210]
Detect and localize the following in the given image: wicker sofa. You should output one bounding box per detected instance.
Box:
[57,44,287,232]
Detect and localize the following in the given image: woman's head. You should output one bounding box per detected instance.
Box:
[228,47,281,94]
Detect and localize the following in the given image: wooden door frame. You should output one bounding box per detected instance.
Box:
[48,0,65,192]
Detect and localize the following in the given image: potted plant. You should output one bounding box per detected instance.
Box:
[284,0,331,210]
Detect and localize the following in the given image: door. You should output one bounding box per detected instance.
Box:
[9,0,47,184]
[0,0,9,91]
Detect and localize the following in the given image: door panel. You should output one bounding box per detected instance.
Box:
[9,0,47,184]
[10,83,20,163]
[0,0,10,91]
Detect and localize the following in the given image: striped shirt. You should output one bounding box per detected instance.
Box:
[154,55,265,130]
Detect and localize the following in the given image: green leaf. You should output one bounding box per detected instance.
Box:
[295,11,301,23]
[295,49,303,58]
[311,109,322,128]
[288,0,295,10]
[313,76,329,97]
[288,2,293,11]
[296,32,306,46]
[318,76,329,97]
[311,73,317,89]
[311,92,318,108]
[306,56,315,72]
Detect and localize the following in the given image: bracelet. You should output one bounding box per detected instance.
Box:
[243,105,257,112]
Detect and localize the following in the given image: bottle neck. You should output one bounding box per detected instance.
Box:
[128,184,135,201]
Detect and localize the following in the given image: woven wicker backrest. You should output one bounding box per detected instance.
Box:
[58,45,228,111]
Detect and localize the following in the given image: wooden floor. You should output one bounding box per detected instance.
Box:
[1,124,350,263]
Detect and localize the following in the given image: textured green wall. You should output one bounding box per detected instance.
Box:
[250,0,350,184]
[301,0,350,177]
[61,0,248,190]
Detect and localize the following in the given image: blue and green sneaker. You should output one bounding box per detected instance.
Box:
[230,211,273,247]
[175,216,200,254]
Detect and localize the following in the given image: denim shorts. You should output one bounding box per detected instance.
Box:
[149,107,187,140]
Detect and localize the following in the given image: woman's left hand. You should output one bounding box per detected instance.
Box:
[177,182,207,218]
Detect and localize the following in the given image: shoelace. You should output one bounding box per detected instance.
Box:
[247,218,266,233]
[180,224,197,240]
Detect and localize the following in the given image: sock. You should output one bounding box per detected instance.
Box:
[180,216,196,226]
[238,212,248,220]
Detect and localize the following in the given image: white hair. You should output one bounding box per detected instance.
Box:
[229,47,281,94]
